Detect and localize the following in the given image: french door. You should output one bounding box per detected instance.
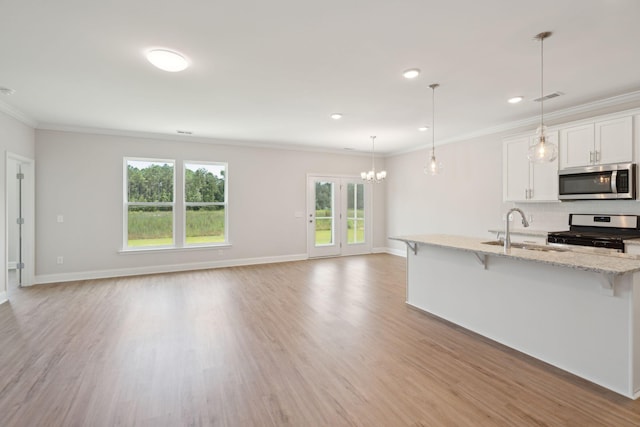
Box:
[307,175,372,258]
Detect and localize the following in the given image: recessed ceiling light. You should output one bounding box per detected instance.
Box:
[418,126,429,132]
[330,113,343,120]
[146,49,189,72]
[508,96,524,104]
[402,68,421,79]
[0,86,15,95]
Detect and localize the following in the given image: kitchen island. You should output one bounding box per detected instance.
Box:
[392,234,640,399]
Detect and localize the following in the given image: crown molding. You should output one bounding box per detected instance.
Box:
[0,99,38,128]
[22,89,640,159]
[387,89,640,157]
[36,123,370,158]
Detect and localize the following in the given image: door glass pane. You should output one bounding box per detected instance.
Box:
[315,181,334,246]
[186,205,225,244]
[347,183,365,244]
[127,206,173,247]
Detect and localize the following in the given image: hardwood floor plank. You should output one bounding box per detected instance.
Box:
[1,254,640,426]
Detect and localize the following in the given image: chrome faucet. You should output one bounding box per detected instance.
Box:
[504,208,530,251]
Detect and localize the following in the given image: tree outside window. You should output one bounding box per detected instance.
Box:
[125,159,175,247]
[184,162,227,245]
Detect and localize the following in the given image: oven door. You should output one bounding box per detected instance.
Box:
[558,163,635,200]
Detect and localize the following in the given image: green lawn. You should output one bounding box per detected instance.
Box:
[128,209,225,247]
[315,228,365,245]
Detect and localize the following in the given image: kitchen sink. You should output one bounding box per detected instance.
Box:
[481,240,567,252]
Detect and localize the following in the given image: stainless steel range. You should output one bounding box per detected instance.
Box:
[547,214,640,253]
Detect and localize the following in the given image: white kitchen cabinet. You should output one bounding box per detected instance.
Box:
[503,132,558,202]
[560,116,632,168]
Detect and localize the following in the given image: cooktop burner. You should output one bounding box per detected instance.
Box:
[547,214,640,251]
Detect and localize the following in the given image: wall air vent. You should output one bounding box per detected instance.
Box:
[176,130,193,135]
[533,91,564,102]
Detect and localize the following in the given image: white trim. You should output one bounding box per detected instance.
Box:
[118,243,232,254]
[5,153,35,291]
[34,90,640,157]
[376,246,406,257]
[33,253,309,285]
[0,100,38,128]
[37,122,373,157]
[8,261,16,269]
[388,93,640,157]
[0,291,6,305]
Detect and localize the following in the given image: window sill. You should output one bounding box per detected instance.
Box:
[119,243,232,255]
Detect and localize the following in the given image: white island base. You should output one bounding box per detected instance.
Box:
[402,237,640,399]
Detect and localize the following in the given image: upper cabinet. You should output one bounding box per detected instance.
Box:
[560,116,633,169]
[503,131,558,202]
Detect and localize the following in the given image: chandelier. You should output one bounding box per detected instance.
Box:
[361,136,386,183]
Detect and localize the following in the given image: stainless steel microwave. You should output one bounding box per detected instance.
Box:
[558,163,636,200]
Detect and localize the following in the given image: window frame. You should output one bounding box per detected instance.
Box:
[123,157,176,250]
[183,160,229,247]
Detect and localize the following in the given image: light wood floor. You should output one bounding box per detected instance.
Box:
[1,254,640,426]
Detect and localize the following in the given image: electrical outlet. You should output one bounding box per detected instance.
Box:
[57,256,63,264]
[528,214,534,224]
[57,215,64,223]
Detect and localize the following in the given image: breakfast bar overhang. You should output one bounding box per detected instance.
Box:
[392,234,640,399]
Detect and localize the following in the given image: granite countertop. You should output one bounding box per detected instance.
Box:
[391,234,640,275]
[624,238,640,247]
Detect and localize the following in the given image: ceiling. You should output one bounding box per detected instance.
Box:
[1,0,640,154]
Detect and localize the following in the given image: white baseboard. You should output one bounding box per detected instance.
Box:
[0,291,7,305]
[374,246,406,257]
[34,253,309,285]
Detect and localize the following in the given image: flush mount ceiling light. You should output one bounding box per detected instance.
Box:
[361,136,387,183]
[146,49,189,72]
[418,126,429,132]
[508,96,524,104]
[402,68,421,79]
[425,83,442,176]
[330,113,343,120]
[527,31,557,163]
[0,86,15,95]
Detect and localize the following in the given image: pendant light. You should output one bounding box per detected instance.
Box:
[425,83,441,175]
[361,136,386,183]
[527,31,557,163]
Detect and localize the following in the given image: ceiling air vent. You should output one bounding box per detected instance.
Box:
[533,91,564,102]
[176,130,193,135]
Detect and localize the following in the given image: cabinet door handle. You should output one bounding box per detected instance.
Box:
[529,188,533,199]
[589,151,594,164]
[595,150,600,163]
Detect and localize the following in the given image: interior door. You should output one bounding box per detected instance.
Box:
[307,175,371,258]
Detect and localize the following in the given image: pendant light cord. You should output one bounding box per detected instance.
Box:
[432,86,435,154]
[371,136,375,172]
[540,34,544,131]
[429,83,439,156]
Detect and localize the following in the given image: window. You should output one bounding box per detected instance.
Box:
[125,158,175,248]
[184,162,228,245]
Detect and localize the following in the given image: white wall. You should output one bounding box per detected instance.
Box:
[34,130,386,282]
[385,105,640,254]
[0,110,35,302]
[386,134,505,253]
